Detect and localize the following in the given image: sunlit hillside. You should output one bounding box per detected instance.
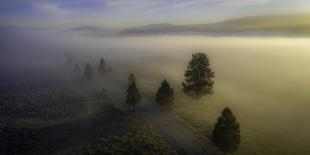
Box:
[121,14,310,35]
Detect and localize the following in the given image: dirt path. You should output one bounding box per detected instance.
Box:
[135,97,218,155]
[33,78,218,155]
[104,79,218,155]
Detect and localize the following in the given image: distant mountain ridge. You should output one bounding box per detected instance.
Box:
[120,23,182,34]
[120,14,310,36]
[69,26,107,32]
[68,25,115,37]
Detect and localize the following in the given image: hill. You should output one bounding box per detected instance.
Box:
[120,14,310,36]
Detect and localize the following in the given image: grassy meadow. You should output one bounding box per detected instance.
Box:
[2,30,310,154]
[102,35,310,155]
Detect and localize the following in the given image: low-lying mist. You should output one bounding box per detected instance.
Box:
[1,29,310,154]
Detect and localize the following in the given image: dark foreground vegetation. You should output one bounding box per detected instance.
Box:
[0,125,37,155]
[0,52,242,155]
[0,75,177,155]
[0,57,179,155]
[0,78,86,119]
[84,123,177,155]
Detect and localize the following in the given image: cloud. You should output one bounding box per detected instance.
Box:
[173,0,271,8]
[173,0,215,8]
[33,2,72,16]
[1,0,309,29]
[219,0,271,6]
[104,0,166,13]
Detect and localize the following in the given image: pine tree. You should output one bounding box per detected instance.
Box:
[108,65,112,73]
[128,73,136,85]
[66,58,72,66]
[182,52,215,99]
[74,63,81,73]
[155,79,174,106]
[212,107,241,154]
[126,81,141,111]
[84,62,94,80]
[98,58,106,76]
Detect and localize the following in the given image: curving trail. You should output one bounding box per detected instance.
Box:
[104,78,218,155]
[33,76,218,155]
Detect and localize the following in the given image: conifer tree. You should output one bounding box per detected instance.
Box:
[98,58,106,76]
[128,73,136,85]
[182,52,215,99]
[84,62,94,80]
[74,63,81,73]
[126,81,141,111]
[155,79,174,106]
[108,65,112,73]
[66,58,72,66]
[212,107,241,154]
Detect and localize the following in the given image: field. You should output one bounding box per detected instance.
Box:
[102,35,310,155]
[1,31,310,154]
[0,69,178,155]
[2,1,310,154]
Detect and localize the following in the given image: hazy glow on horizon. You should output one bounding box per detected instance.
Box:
[1,0,310,29]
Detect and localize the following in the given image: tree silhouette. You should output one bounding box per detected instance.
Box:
[84,62,94,80]
[98,58,106,76]
[156,79,174,106]
[108,65,112,73]
[128,73,136,85]
[182,52,215,99]
[212,107,240,154]
[66,58,72,66]
[74,63,81,73]
[126,81,141,111]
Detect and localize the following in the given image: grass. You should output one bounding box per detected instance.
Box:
[118,47,310,155]
[83,123,178,155]
[170,93,310,155]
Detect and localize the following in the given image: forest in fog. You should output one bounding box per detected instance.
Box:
[1,0,310,154]
[1,28,310,154]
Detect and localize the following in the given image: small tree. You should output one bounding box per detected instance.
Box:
[108,65,112,73]
[128,73,136,85]
[212,107,240,154]
[155,79,174,106]
[66,58,72,66]
[182,52,215,99]
[126,81,141,111]
[84,62,94,80]
[74,63,81,73]
[98,58,106,76]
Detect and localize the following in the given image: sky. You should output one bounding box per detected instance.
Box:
[0,0,310,30]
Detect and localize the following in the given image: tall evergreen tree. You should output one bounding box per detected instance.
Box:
[84,62,94,80]
[128,73,136,85]
[126,81,141,111]
[155,79,174,106]
[182,52,215,99]
[98,58,106,76]
[212,107,241,154]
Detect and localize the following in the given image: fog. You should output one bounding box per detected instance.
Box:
[1,29,310,154]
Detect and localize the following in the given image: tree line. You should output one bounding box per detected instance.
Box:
[66,52,241,154]
[125,52,240,154]
[66,57,112,80]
